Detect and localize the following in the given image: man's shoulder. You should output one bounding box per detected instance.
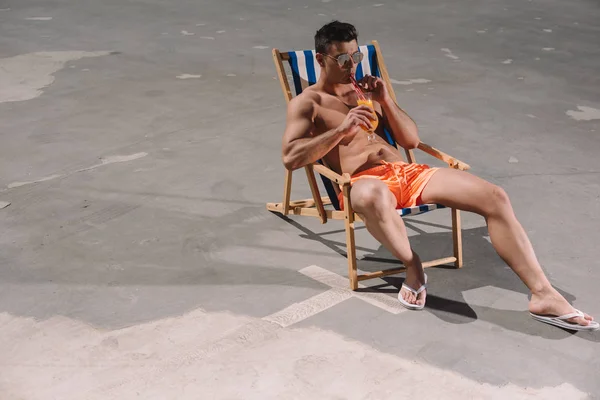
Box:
[288,89,322,116]
[291,88,322,105]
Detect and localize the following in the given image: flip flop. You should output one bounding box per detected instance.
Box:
[398,273,428,310]
[530,309,599,331]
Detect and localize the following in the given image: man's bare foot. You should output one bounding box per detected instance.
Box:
[398,257,427,308]
[529,287,595,328]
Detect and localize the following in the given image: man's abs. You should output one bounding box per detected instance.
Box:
[325,137,405,176]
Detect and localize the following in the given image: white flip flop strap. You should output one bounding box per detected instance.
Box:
[402,283,427,295]
[556,309,584,321]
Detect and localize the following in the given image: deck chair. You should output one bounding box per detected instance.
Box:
[266,40,471,290]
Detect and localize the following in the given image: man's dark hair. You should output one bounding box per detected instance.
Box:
[314,21,358,54]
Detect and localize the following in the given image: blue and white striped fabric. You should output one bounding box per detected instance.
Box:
[397,203,446,217]
[286,44,443,217]
[286,44,381,96]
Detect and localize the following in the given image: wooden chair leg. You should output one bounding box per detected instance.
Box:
[345,217,358,290]
[452,208,463,268]
[342,180,358,290]
[305,164,327,224]
[282,169,292,215]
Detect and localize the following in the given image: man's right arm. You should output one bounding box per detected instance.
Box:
[281,97,342,170]
[281,97,374,170]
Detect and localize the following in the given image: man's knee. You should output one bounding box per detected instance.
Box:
[486,184,512,217]
[351,181,395,215]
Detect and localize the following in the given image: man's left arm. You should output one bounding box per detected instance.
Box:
[380,97,420,149]
[359,75,420,149]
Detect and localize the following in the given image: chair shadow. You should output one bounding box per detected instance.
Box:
[274,212,600,341]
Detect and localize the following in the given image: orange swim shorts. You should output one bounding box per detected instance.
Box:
[337,161,439,211]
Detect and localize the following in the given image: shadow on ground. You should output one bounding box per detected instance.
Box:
[276,212,600,343]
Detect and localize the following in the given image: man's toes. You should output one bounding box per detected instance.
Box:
[409,292,417,304]
[401,290,411,303]
[584,313,594,321]
[416,293,426,306]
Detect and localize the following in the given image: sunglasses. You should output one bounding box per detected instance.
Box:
[321,51,364,67]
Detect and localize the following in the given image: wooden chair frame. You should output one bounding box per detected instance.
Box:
[266,40,471,290]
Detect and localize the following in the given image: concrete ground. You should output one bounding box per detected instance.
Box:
[1,0,599,398]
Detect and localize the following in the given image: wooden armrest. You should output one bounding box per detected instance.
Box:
[313,164,351,185]
[417,142,471,171]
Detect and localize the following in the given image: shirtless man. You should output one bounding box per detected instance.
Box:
[281,20,597,331]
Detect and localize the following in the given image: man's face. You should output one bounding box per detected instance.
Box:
[318,40,361,84]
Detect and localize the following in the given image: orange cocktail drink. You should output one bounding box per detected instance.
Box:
[357,92,378,132]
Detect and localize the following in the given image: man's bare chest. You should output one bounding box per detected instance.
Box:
[313,99,353,134]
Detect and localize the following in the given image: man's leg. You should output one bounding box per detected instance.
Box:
[350,178,426,306]
[420,168,594,327]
